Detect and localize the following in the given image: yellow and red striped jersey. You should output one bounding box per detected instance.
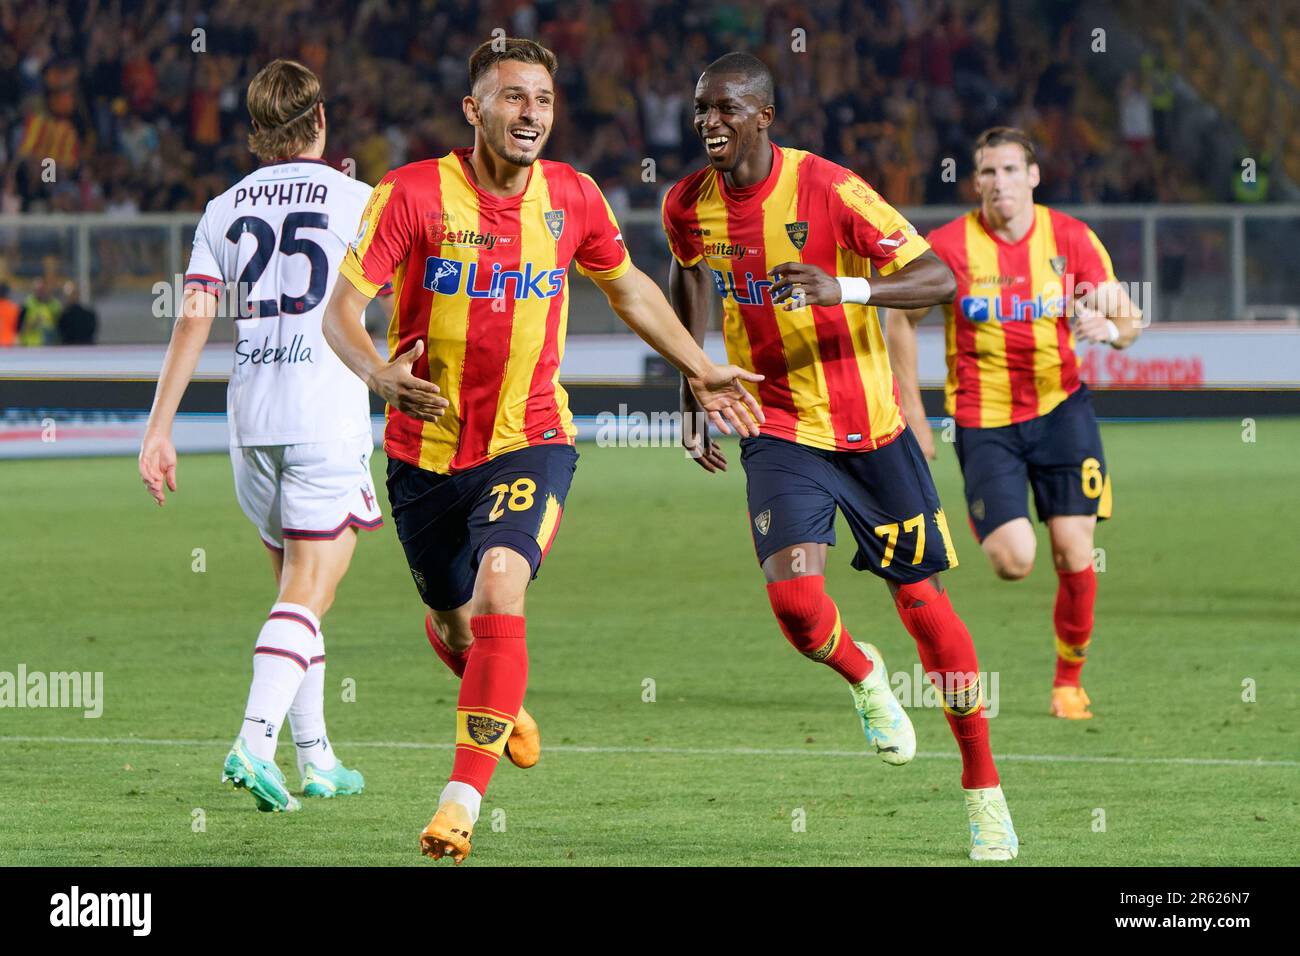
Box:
[340,148,629,474]
[926,205,1116,429]
[662,143,928,451]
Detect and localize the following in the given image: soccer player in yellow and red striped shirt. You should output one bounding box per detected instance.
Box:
[886,127,1142,720]
[663,53,1017,861]
[322,39,763,864]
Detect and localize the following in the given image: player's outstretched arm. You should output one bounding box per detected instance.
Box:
[592,264,765,439]
[770,250,956,312]
[885,306,937,460]
[669,258,728,473]
[139,288,217,506]
[1072,281,1142,349]
[322,277,448,422]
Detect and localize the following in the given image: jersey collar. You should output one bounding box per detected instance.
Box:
[717,142,783,206]
[976,205,1039,248]
[259,156,333,169]
[452,147,538,207]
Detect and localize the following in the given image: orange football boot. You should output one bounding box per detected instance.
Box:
[420,802,474,864]
[1050,686,1094,720]
[504,705,540,768]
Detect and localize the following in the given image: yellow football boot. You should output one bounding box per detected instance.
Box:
[1050,685,1094,720]
[504,704,540,769]
[420,802,474,864]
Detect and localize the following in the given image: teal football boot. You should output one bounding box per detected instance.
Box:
[301,761,365,798]
[222,737,301,813]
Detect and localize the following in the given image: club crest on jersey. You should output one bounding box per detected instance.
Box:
[1050,255,1067,276]
[544,209,565,241]
[466,714,510,746]
[785,221,809,250]
[754,509,771,536]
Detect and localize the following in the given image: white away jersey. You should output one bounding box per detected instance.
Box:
[184,159,374,446]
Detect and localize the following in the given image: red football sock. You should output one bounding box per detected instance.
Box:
[766,575,872,684]
[1054,566,1096,687]
[894,579,999,790]
[449,614,527,796]
[425,612,469,678]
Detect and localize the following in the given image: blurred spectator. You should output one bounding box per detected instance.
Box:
[18,278,61,347]
[1,0,1214,213]
[0,282,19,347]
[1119,72,1154,155]
[57,281,97,344]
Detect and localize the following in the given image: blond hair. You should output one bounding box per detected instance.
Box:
[246,59,322,161]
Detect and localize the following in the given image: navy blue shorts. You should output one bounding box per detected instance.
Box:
[954,385,1112,542]
[385,444,578,611]
[740,429,959,584]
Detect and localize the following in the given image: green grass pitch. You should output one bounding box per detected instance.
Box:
[1,418,1297,866]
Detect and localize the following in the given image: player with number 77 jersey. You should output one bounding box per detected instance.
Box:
[140,59,387,815]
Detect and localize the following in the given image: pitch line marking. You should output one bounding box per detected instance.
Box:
[0,736,1296,769]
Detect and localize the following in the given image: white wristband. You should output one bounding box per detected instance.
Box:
[835,276,872,305]
[1105,319,1120,345]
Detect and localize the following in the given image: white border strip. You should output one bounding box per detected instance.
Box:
[1,735,1295,769]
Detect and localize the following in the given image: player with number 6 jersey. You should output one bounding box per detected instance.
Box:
[140,60,383,814]
[885,127,1143,721]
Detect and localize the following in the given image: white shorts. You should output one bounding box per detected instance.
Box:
[231,433,384,552]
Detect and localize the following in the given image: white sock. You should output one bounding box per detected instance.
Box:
[439,781,482,823]
[240,602,319,761]
[288,630,336,775]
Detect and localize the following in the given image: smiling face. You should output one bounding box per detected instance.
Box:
[974,141,1040,222]
[693,72,773,173]
[464,59,554,167]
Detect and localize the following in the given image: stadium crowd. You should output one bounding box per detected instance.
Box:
[2,0,1211,221]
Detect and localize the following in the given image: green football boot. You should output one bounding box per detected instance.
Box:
[301,761,365,798]
[221,737,301,813]
[849,642,916,765]
[964,785,1020,861]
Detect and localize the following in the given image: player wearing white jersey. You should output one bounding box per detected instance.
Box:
[140,60,381,812]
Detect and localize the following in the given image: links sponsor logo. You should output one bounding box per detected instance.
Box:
[423,256,566,300]
[960,292,1066,323]
[710,268,776,306]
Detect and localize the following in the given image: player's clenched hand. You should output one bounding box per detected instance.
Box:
[1070,301,1115,345]
[680,390,728,473]
[139,429,178,506]
[686,363,765,438]
[369,339,449,422]
[769,262,840,311]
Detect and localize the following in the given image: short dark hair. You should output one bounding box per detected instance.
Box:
[973,126,1038,168]
[467,37,558,92]
[702,52,774,106]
